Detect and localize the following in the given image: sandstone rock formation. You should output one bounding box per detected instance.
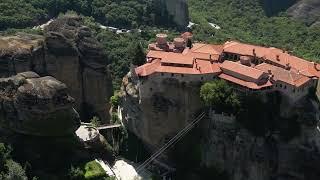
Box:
[162,0,189,29]
[0,15,113,121]
[120,71,320,179]
[287,0,320,26]
[44,15,113,121]
[203,98,320,180]
[0,72,80,136]
[120,71,204,149]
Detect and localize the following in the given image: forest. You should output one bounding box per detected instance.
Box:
[1,0,320,90]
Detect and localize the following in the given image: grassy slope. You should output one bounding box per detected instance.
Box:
[188,0,320,62]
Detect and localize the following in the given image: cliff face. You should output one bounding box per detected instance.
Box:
[0,72,80,136]
[287,0,320,26]
[120,72,320,179]
[203,98,320,180]
[120,72,203,148]
[162,0,189,29]
[0,15,113,121]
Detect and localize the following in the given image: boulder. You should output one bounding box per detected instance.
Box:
[0,72,80,136]
[0,15,113,121]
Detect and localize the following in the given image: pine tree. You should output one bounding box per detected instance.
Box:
[131,43,146,66]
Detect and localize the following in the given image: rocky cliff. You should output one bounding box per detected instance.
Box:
[0,15,113,121]
[202,98,320,180]
[120,72,320,179]
[287,0,320,26]
[162,0,189,29]
[0,72,80,136]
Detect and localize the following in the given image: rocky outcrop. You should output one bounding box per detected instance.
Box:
[120,71,320,179]
[203,98,320,180]
[287,0,320,26]
[120,71,204,149]
[162,0,189,29]
[0,15,113,121]
[0,72,80,136]
[44,15,113,121]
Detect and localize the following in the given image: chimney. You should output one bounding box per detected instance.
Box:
[253,49,256,56]
[156,34,168,46]
[268,70,272,74]
[209,54,212,60]
[276,55,280,61]
[285,63,291,70]
[173,37,185,49]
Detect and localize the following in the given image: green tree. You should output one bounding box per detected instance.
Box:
[90,116,101,127]
[2,160,28,180]
[200,80,240,114]
[131,42,146,66]
[69,165,84,180]
[110,92,120,108]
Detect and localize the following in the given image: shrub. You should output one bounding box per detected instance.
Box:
[84,161,106,179]
[69,165,85,180]
[200,80,240,114]
[90,116,101,127]
[110,93,120,108]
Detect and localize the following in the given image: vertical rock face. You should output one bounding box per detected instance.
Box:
[203,98,320,180]
[120,72,204,149]
[0,15,113,121]
[287,0,320,26]
[0,72,80,136]
[162,0,189,29]
[120,72,320,179]
[44,15,113,120]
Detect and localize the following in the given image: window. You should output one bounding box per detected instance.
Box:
[284,85,287,89]
[171,73,174,77]
[293,89,296,93]
[280,84,282,88]
[201,77,204,80]
[161,73,164,76]
[181,74,184,77]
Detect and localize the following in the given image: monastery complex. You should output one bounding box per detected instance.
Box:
[134,33,320,102]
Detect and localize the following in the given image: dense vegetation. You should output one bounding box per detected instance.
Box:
[0,143,28,180]
[0,0,175,30]
[189,0,320,62]
[200,80,240,114]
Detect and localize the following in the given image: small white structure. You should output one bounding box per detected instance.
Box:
[76,124,99,143]
[187,21,197,29]
[32,19,54,30]
[112,159,152,180]
[99,25,107,30]
[208,22,221,30]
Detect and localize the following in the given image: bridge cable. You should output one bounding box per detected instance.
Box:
[136,112,206,173]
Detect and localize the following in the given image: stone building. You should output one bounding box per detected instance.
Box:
[134,33,320,103]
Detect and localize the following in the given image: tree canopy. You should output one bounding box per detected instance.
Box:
[200,80,240,114]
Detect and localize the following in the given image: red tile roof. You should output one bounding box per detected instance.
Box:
[219,73,272,90]
[223,41,320,78]
[161,52,194,65]
[136,37,320,90]
[135,58,221,77]
[255,63,311,87]
[220,61,266,81]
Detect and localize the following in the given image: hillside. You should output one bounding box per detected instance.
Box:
[0,0,188,30]
[188,0,320,62]
[287,0,320,26]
